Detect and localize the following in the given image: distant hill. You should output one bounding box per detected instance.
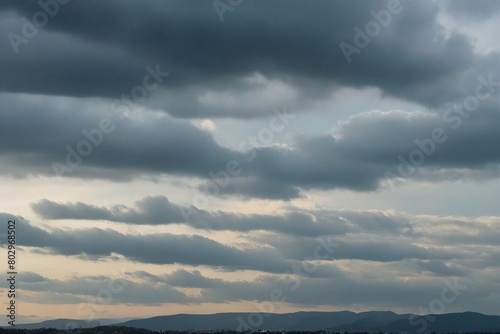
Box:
[13,318,128,330]
[374,311,500,334]
[118,311,368,331]
[117,310,500,332]
[9,311,500,333]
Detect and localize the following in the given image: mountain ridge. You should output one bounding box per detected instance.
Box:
[9,311,500,333]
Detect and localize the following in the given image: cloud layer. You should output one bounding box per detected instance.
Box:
[2,0,500,321]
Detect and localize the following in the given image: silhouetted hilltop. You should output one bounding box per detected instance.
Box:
[5,311,500,333]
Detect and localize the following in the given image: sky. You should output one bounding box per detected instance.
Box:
[1,0,500,326]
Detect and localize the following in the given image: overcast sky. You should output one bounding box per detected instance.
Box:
[1,0,500,325]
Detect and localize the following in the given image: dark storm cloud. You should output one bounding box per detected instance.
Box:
[0,0,497,118]
[0,94,239,179]
[332,105,500,171]
[218,106,500,198]
[2,92,500,198]
[1,1,500,198]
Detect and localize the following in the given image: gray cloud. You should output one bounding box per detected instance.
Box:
[415,259,467,277]
[2,92,500,199]
[3,211,500,312]
[447,0,500,20]
[3,272,193,305]
[2,0,500,199]
[25,200,500,267]
[0,94,239,180]
[3,0,500,318]
[0,213,306,273]
[31,196,348,237]
[162,269,226,289]
[0,268,474,310]
[0,0,497,119]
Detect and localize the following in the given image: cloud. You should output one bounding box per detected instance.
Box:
[2,0,500,200]
[24,200,500,268]
[27,195,500,269]
[0,268,471,309]
[0,213,297,273]
[0,94,239,180]
[3,0,500,318]
[3,91,500,199]
[415,259,467,277]
[447,0,500,20]
[0,0,498,119]
[18,272,48,283]
[3,211,500,312]
[3,272,192,305]
[31,196,348,237]
[221,107,500,198]
[162,269,226,289]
